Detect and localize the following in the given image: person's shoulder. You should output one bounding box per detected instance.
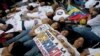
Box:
[95,14,100,18]
[97,14,100,16]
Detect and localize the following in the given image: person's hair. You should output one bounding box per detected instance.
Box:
[71,35,84,44]
[91,7,100,18]
[53,22,61,31]
[94,8,100,14]
[27,6,34,11]
[0,19,6,24]
[66,29,84,45]
[92,1,100,14]
[10,41,29,56]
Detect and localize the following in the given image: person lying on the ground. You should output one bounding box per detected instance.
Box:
[72,7,100,47]
[1,41,33,56]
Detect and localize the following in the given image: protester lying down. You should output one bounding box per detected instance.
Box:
[0,0,100,56]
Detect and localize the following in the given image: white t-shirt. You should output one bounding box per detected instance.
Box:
[53,9,69,21]
[88,48,100,56]
[43,6,54,13]
[95,1,100,8]
[6,12,43,32]
[38,11,48,19]
[0,48,4,56]
[38,6,45,12]
[6,18,42,32]
[38,6,54,13]
[19,5,52,19]
[85,0,100,8]
[16,6,28,15]
[26,12,39,18]
[27,11,48,19]
[22,0,28,2]
[85,0,95,8]
[6,13,22,31]
[24,19,42,30]
[0,30,4,34]
[87,15,100,38]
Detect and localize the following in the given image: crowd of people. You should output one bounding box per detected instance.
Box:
[0,0,100,56]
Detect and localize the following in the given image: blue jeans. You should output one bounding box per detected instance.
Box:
[17,35,42,56]
[22,38,42,56]
[73,26,100,43]
[5,29,30,45]
[19,36,42,56]
[24,45,42,56]
[18,34,32,43]
[5,29,42,56]
[23,39,36,49]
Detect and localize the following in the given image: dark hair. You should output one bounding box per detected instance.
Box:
[27,6,34,11]
[10,41,29,56]
[94,8,100,14]
[0,19,6,24]
[91,7,100,18]
[65,29,84,44]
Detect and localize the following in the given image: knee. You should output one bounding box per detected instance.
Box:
[24,40,36,48]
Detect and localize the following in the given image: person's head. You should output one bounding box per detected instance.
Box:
[42,18,53,25]
[27,5,34,11]
[66,0,71,5]
[46,12,54,19]
[0,23,7,30]
[52,3,59,11]
[51,22,60,30]
[56,7,64,11]
[89,7,100,16]
[61,30,69,37]
[40,2,45,6]
[73,37,84,48]
[10,42,29,56]
[0,10,7,18]
[2,42,29,56]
